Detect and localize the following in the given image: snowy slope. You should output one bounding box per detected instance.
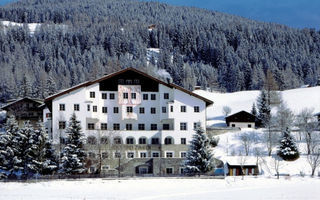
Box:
[0,20,67,34]
[194,86,320,127]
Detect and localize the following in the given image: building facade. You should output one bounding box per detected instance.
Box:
[225,111,256,129]
[45,68,213,175]
[2,97,44,128]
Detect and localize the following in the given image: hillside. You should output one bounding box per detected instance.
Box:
[0,0,319,101]
[194,86,320,127]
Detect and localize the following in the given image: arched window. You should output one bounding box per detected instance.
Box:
[164,137,174,145]
[87,136,97,145]
[100,137,108,144]
[126,137,135,144]
[139,137,147,144]
[114,137,122,144]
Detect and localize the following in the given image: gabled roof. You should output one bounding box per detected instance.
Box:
[1,97,43,110]
[225,110,256,122]
[45,67,213,106]
[314,112,320,117]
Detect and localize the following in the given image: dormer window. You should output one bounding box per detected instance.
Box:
[126,79,132,85]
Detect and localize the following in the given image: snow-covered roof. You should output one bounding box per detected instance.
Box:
[224,156,257,166]
[1,97,43,110]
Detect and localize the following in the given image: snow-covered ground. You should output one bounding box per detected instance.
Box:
[194,86,320,127]
[0,177,319,200]
[0,20,67,34]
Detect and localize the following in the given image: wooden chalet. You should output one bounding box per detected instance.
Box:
[225,110,257,129]
[1,97,44,127]
[225,157,259,176]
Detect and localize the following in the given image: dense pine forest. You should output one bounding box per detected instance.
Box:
[0,0,319,101]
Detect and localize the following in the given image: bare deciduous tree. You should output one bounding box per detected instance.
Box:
[222,106,231,117]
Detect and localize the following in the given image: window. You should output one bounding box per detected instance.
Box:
[138,124,145,130]
[93,105,97,112]
[162,107,167,113]
[166,152,173,158]
[164,93,169,99]
[131,93,136,99]
[151,124,157,130]
[87,104,90,111]
[139,137,147,144]
[194,106,200,113]
[87,136,97,145]
[126,137,134,144]
[194,122,200,130]
[102,93,107,99]
[59,121,66,129]
[100,137,108,144]
[126,79,132,85]
[113,107,119,113]
[123,92,129,99]
[180,152,187,158]
[151,94,156,100]
[134,79,140,84]
[139,107,145,114]
[143,94,148,100]
[88,152,96,159]
[102,165,110,170]
[163,124,170,130]
[90,91,95,98]
[231,124,235,127]
[101,123,108,130]
[74,104,80,111]
[181,138,186,145]
[127,106,133,113]
[180,168,186,174]
[166,168,173,174]
[151,138,159,144]
[180,122,187,131]
[126,124,132,130]
[127,152,134,158]
[118,79,124,84]
[114,152,121,158]
[170,105,173,112]
[46,113,52,118]
[248,124,252,128]
[164,137,173,145]
[150,107,156,114]
[152,152,160,157]
[88,123,95,130]
[102,107,108,113]
[101,152,108,159]
[109,93,115,99]
[113,123,120,130]
[140,152,147,158]
[114,137,122,144]
[180,105,186,112]
[59,104,65,111]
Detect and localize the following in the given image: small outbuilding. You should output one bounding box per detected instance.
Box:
[225,111,256,129]
[224,156,259,176]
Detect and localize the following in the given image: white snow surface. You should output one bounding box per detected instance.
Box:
[1,20,41,34]
[1,177,319,200]
[194,86,320,127]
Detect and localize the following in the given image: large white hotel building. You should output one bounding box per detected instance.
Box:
[44,67,213,175]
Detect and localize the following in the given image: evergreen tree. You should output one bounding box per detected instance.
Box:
[185,125,214,174]
[251,103,257,117]
[257,89,271,127]
[0,116,18,178]
[277,127,299,161]
[45,76,57,97]
[60,113,86,175]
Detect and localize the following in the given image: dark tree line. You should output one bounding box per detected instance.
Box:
[0,0,319,101]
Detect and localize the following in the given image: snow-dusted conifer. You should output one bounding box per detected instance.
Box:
[277,127,299,161]
[60,113,86,175]
[185,125,214,174]
[0,116,19,178]
[251,103,257,117]
[257,89,271,127]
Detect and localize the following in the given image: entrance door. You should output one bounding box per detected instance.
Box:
[139,167,148,174]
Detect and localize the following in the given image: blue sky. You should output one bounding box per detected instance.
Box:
[1,0,319,29]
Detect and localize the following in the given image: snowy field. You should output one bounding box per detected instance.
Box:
[194,86,320,127]
[0,177,320,200]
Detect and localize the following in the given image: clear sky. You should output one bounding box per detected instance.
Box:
[149,0,320,29]
[1,0,319,29]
